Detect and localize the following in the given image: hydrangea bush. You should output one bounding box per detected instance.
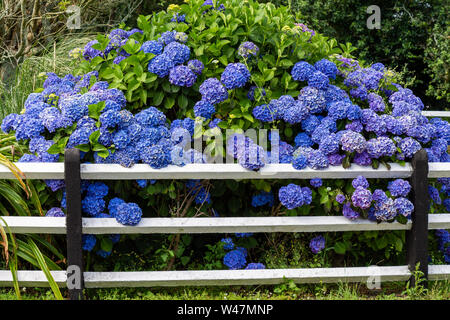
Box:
[1,0,449,268]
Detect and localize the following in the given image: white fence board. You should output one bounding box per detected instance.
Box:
[1,162,449,180]
[422,111,450,118]
[1,214,448,234]
[1,265,447,288]
[0,163,415,180]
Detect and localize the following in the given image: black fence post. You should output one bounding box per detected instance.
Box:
[406,149,429,287]
[65,148,84,300]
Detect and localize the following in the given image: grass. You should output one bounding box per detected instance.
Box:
[0,35,93,120]
[0,280,448,300]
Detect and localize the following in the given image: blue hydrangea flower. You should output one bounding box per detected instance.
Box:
[108,197,126,218]
[82,196,105,217]
[291,61,315,81]
[141,143,172,169]
[307,71,329,89]
[398,137,421,159]
[238,41,259,59]
[194,100,216,119]
[298,86,326,114]
[340,131,367,153]
[169,65,197,87]
[163,41,190,65]
[387,179,411,197]
[157,30,177,45]
[279,184,304,209]
[373,198,397,221]
[252,104,278,123]
[223,249,247,270]
[428,185,441,205]
[220,63,250,90]
[314,59,338,79]
[82,235,96,251]
[319,134,339,155]
[307,149,329,169]
[115,202,142,226]
[199,78,228,105]
[294,132,313,148]
[135,106,166,127]
[147,54,175,77]
[251,192,274,207]
[292,154,308,170]
[221,238,234,250]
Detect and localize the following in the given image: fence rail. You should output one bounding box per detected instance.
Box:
[1,214,450,234]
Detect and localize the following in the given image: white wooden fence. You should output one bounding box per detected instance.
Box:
[0,110,449,299]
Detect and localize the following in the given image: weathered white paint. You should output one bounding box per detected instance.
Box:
[1,214,448,234]
[422,111,450,118]
[0,265,447,288]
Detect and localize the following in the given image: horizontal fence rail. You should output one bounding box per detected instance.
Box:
[1,214,450,234]
[1,162,450,180]
[0,265,449,288]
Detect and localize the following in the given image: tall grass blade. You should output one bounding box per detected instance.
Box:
[27,238,64,300]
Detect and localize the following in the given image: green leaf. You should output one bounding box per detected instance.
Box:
[334,242,346,254]
[89,130,101,144]
[101,237,113,253]
[178,95,189,109]
[164,97,175,109]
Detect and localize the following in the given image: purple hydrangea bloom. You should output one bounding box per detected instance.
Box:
[351,187,372,209]
[340,131,366,153]
[428,185,441,204]
[187,59,204,75]
[310,178,323,188]
[46,207,65,217]
[336,194,346,204]
[352,176,369,189]
[343,202,359,220]
[309,235,325,254]
[394,197,414,218]
[366,137,396,159]
[398,137,421,158]
[245,263,266,270]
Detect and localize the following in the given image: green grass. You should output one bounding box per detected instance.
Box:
[0,280,448,300]
[0,35,93,120]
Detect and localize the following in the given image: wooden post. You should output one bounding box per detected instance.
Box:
[65,148,84,299]
[407,149,429,287]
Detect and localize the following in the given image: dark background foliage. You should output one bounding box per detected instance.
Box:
[263,0,449,108]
